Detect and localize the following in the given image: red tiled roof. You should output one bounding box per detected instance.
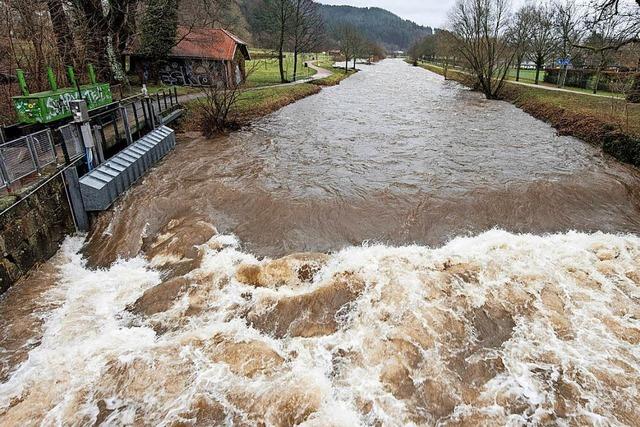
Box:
[171,27,250,61]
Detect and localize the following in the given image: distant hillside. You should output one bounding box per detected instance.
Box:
[237,1,432,52]
[319,5,433,51]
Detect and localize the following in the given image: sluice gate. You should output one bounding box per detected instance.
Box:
[79,126,176,211]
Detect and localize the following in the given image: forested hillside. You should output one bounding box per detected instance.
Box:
[238,0,433,51]
[318,5,433,51]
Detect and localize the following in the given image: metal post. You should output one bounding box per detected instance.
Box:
[120,105,133,145]
[156,92,162,113]
[57,127,71,165]
[62,166,89,232]
[146,96,156,129]
[173,87,178,105]
[163,90,168,110]
[112,112,122,146]
[0,149,12,191]
[92,125,105,165]
[26,135,41,174]
[132,102,141,140]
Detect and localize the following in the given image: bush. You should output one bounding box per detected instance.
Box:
[544,68,639,94]
[544,68,594,89]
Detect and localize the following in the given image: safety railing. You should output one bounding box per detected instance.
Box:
[0,129,57,190]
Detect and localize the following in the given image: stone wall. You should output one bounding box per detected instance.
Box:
[0,174,75,293]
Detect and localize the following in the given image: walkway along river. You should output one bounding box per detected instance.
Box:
[1,59,639,425]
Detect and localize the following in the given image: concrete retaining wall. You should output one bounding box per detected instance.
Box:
[0,174,75,293]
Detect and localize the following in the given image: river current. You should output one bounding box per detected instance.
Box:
[1,59,639,426]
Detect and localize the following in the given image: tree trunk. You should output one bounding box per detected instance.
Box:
[278,49,286,83]
[278,15,287,83]
[559,65,568,88]
[345,59,348,73]
[593,67,601,95]
[516,61,521,82]
[535,65,541,85]
[47,0,76,68]
[293,49,298,82]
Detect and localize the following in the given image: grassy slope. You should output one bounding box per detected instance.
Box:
[416,62,640,166]
[234,84,321,121]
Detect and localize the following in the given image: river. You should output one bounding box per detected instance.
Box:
[1,59,639,426]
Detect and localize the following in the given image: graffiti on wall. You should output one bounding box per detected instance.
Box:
[159,60,225,87]
[13,84,112,124]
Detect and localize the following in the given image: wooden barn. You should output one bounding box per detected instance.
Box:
[127,27,251,88]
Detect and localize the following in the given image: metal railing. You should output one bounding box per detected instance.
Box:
[0,129,57,189]
[0,88,180,193]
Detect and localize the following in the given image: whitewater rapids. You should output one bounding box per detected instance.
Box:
[0,228,638,426]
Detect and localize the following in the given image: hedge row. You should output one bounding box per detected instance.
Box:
[544,68,640,94]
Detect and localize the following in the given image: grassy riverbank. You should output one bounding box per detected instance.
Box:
[417,62,640,167]
[311,69,358,86]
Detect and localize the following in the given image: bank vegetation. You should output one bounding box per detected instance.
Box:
[419,62,640,167]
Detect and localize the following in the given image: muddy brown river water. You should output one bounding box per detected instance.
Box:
[1,59,640,426]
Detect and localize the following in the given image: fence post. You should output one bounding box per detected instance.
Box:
[0,127,5,145]
[146,96,156,129]
[57,127,72,165]
[26,135,41,175]
[62,166,89,232]
[0,150,12,192]
[92,125,106,165]
[120,104,133,145]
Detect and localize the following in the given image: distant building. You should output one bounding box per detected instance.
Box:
[126,27,251,87]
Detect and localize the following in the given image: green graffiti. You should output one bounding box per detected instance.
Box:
[12,83,113,124]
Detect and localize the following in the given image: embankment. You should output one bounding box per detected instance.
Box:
[418,63,640,168]
[0,174,75,292]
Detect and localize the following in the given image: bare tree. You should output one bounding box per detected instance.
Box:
[529,3,558,85]
[508,3,536,82]
[291,0,324,82]
[195,61,258,136]
[577,12,637,93]
[336,24,361,72]
[68,0,140,81]
[435,30,458,79]
[258,0,295,83]
[449,0,515,99]
[553,0,584,87]
[47,0,76,67]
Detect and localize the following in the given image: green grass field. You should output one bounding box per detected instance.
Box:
[506,68,545,84]
[247,54,319,87]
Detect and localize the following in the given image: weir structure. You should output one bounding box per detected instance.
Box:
[0,87,183,292]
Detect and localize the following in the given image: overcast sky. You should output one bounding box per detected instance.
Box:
[318,0,526,29]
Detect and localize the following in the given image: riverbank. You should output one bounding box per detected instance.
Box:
[417,62,640,168]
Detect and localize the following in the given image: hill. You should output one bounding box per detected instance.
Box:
[237,1,433,52]
[318,4,433,51]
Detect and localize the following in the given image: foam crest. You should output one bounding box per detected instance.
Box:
[0,230,639,425]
